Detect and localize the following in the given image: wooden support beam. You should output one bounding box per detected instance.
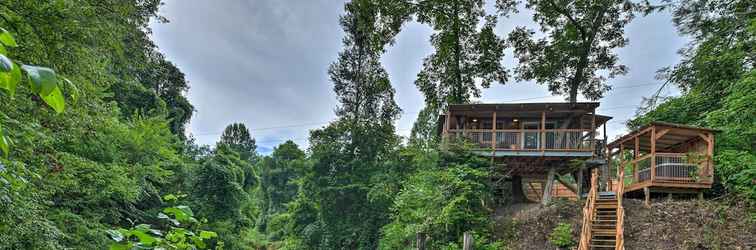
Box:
[541,111,546,152]
[651,127,657,182]
[655,128,670,140]
[644,187,650,208]
[542,167,556,205]
[557,175,578,194]
[492,112,497,151]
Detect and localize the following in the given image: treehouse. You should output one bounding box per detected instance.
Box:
[438,102,611,203]
[607,122,717,204]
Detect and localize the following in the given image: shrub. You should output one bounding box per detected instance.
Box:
[548,222,575,249]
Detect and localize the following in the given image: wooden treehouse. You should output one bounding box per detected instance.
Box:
[439,102,611,204]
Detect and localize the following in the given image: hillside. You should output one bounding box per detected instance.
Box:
[497,198,755,250]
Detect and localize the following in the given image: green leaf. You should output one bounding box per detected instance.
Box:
[0,44,6,55]
[199,230,217,239]
[0,55,11,72]
[0,28,16,47]
[106,229,125,242]
[40,86,65,113]
[109,243,130,250]
[163,194,178,202]
[0,63,21,96]
[0,125,8,158]
[61,77,78,103]
[21,65,58,96]
[132,230,157,246]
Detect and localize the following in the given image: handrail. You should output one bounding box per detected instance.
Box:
[616,163,626,249]
[578,169,598,250]
[447,128,591,132]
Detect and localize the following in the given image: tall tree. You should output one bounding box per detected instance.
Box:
[217,122,257,162]
[411,0,513,142]
[506,0,646,102]
[300,0,408,248]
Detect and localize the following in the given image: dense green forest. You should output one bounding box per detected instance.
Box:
[0,0,752,249]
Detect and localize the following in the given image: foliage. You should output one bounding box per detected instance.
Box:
[107,194,221,250]
[547,222,575,248]
[630,0,755,202]
[218,123,257,162]
[411,0,513,143]
[380,145,494,249]
[506,0,647,102]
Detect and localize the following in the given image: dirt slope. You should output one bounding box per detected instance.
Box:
[497,198,755,250]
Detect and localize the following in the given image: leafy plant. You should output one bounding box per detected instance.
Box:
[547,222,575,249]
[107,194,221,250]
[0,27,76,157]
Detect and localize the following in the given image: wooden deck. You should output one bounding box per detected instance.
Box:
[606,122,717,201]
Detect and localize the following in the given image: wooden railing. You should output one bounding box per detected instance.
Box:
[446,129,596,151]
[616,163,626,249]
[627,153,712,186]
[578,169,599,250]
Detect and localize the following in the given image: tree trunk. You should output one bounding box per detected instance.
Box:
[542,167,556,205]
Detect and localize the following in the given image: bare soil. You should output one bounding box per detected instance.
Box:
[496,198,755,250]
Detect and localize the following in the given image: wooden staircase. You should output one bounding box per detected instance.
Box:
[590,192,619,249]
[578,169,625,250]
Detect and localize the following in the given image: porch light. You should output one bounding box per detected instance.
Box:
[513,118,519,122]
[472,118,478,122]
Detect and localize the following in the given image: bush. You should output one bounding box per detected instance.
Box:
[548,222,575,249]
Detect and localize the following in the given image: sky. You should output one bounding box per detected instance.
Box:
[149,0,688,154]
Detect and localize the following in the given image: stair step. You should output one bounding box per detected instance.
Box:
[590,244,616,249]
[591,239,616,242]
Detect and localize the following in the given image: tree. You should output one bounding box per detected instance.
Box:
[630,0,755,201]
[218,123,257,162]
[411,0,513,142]
[299,0,406,248]
[256,140,306,235]
[506,0,646,102]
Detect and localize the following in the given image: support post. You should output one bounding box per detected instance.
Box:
[463,232,473,250]
[542,167,556,205]
[651,127,657,182]
[492,112,497,151]
[643,187,650,208]
[541,111,546,152]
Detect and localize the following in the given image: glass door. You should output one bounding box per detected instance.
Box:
[523,122,540,149]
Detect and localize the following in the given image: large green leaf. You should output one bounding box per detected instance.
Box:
[0,28,16,47]
[40,86,65,113]
[0,63,21,96]
[21,65,58,96]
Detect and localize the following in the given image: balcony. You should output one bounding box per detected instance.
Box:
[445,128,605,158]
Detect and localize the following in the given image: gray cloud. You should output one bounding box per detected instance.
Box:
[150,0,687,152]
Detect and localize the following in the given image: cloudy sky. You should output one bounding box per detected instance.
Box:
[149,0,687,154]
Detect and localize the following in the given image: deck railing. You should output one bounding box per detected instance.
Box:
[615,163,626,249]
[446,129,595,151]
[627,152,712,186]
[578,169,599,250]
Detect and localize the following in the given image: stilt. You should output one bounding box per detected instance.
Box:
[667,193,673,201]
[542,167,556,205]
[644,187,650,207]
[576,168,584,200]
[698,191,704,200]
